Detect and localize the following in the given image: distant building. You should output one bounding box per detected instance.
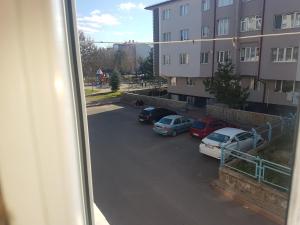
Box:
[146,0,300,109]
[113,41,152,73]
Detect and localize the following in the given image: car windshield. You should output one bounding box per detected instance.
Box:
[206,132,230,143]
[192,121,206,129]
[159,118,173,125]
[141,110,152,115]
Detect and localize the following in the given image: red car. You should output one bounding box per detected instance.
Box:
[190,117,231,139]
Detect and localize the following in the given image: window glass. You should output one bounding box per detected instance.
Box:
[293,47,299,60]
[282,81,294,93]
[174,118,181,125]
[180,4,189,16]
[171,77,177,86]
[286,48,293,61]
[207,132,230,143]
[217,18,229,36]
[180,29,189,41]
[192,121,206,129]
[218,0,233,7]
[200,52,209,64]
[202,0,210,11]
[274,80,282,92]
[201,26,209,37]
[278,48,284,61]
[159,118,173,125]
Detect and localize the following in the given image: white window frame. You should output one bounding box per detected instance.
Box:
[240,16,262,32]
[240,47,259,62]
[179,53,189,64]
[162,55,171,65]
[162,8,171,20]
[202,0,210,11]
[200,52,209,64]
[180,4,189,16]
[201,26,210,37]
[217,50,230,63]
[217,18,229,36]
[271,47,299,63]
[218,0,233,7]
[275,12,300,29]
[171,77,177,86]
[180,29,189,41]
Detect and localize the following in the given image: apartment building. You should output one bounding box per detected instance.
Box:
[146,0,300,109]
[113,41,152,73]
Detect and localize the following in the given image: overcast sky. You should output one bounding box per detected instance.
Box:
[76,0,161,47]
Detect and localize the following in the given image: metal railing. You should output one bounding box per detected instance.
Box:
[247,113,296,149]
[220,146,292,191]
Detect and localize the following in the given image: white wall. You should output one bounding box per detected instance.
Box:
[0,0,99,224]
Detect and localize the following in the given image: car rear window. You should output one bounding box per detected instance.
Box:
[141,110,152,115]
[159,118,173,125]
[206,132,230,143]
[192,121,206,129]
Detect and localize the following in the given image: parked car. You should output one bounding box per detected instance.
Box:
[153,115,194,136]
[199,128,263,159]
[138,107,177,124]
[190,117,231,139]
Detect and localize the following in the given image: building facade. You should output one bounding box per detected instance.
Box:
[146,0,300,108]
[113,41,152,74]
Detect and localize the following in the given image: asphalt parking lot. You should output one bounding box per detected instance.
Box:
[87,104,276,225]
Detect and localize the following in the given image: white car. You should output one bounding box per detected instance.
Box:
[199,128,263,159]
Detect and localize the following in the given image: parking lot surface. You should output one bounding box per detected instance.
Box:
[88,104,276,225]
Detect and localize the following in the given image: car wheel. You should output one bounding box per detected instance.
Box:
[172,130,177,137]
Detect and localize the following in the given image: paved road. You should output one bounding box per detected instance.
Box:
[88,104,276,225]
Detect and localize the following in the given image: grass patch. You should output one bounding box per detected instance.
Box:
[257,134,294,167]
[85,88,98,96]
[85,91,123,102]
[228,134,294,191]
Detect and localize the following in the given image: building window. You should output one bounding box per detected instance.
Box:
[218,0,233,7]
[240,16,262,32]
[271,47,299,62]
[162,32,171,42]
[180,4,189,16]
[186,77,195,86]
[240,47,259,62]
[179,53,189,64]
[162,9,171,20]
[274,80,293,93]
[217,18,229,36]
[282,81,294,93]
[217,50,230,63]
[200,52,209,64]
[180,29,189,41]
[274,80,282,92]
[171,77,177,86]
[162,55,171,65]
[202,0,210,11]
[274,12,300,29]
[201,26,210,37]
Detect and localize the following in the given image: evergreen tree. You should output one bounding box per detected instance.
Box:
[109,70,120,92]
[138,49,153,78]
[203,61,249,109]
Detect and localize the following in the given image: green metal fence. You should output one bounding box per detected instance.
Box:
[220,147,292,191]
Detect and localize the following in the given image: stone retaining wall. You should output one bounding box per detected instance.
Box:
[121,92,187,111]
[218,167,288,222]
[207,105,281,127]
